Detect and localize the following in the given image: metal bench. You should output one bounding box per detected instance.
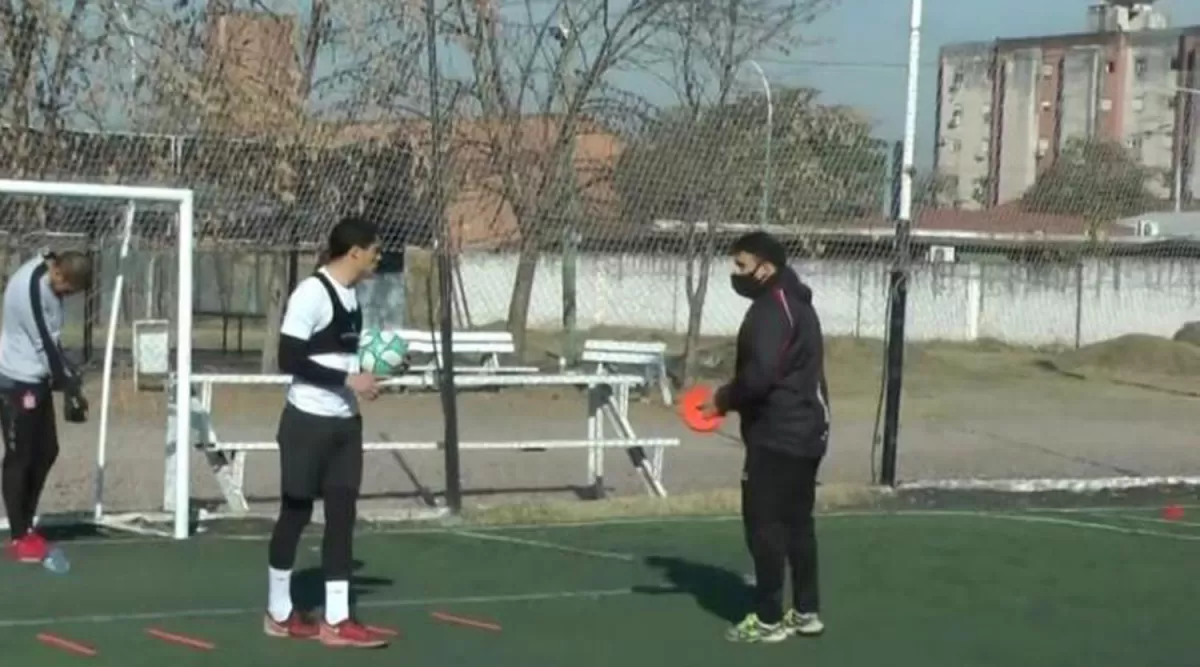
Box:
[581,339,672,405]
[165,372,680,513]
[398,329,540,379]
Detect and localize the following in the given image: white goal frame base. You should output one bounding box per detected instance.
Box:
[165,372,680,514]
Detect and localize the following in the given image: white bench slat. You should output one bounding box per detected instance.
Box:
[407,342,515,355]
[582,350,664,366]
[582,337,672,405]
[398,329,515,343]
[406,364,540,375]
[399,329,517,357]
[188,372,642,387]
[200,438,680,452]
[583,339,667,354]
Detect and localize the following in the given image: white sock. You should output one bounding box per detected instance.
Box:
[325,581,350,625]
[268,567,293,622]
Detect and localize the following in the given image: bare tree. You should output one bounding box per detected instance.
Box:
[0,1,128,182]
[134,0,430,371]
[0,1,148,359]
[442,0,675,355]
[620,0,836,386]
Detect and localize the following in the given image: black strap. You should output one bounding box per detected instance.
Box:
[312,271,349,316]
[29,262,68,386]
[311,270,361,338]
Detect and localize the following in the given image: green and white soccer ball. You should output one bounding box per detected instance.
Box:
[359,329,410,376]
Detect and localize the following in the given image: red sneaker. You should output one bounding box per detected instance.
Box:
[6,535,48,563]
[319,619,389,649]
[263,611,319,639]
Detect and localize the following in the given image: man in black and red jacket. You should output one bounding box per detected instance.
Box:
[701,231,831,644]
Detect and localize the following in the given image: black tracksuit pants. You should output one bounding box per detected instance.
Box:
[741,445,821,624]
[0,380,59,540]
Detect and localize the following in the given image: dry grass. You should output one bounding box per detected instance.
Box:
[92,322,1127,423]
[520,326,1086,420]
[457,483,883,526]
[1046,334,1200,396]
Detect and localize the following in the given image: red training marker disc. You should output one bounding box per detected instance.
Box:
[679,385,723,433]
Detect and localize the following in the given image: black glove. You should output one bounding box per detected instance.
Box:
[62,373,88,424]
[64,389,88,423]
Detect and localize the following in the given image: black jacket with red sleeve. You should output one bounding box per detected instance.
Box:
[714,267,830,459]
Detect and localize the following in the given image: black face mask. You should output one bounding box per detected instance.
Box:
[730,271,766,299]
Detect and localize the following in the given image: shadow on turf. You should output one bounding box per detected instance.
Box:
[635,556,749,623]
[292,559,394,609]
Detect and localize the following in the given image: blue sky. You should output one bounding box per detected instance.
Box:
[785,0,1200,164]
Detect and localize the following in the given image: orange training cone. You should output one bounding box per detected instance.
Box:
[679,385,723,433]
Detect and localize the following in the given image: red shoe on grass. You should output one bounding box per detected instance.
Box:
[263,611,320,639]
[319,619,389,649]
[6,533,48,563]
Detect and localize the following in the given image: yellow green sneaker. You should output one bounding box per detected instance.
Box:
[724,613,789,643]
[783,609,825,637]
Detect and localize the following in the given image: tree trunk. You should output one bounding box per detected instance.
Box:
[402,246,440,329]
[259,252,287,372]
[505,234,540,358]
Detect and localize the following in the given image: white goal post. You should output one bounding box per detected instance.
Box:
[0,180,195,540]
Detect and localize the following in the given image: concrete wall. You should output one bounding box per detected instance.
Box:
[453,251,1200,347]
[55,245,1200,351]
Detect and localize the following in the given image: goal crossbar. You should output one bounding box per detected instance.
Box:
[0,179,195,540]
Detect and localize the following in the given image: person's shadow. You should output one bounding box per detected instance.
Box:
[293,559,393,609]
[634,556,750,623]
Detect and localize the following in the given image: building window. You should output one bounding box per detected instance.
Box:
[951,70,964,90]
[952,139,962,153]
[1134,57,1148,79]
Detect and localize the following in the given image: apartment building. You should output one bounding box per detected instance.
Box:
[934,1,1199,210]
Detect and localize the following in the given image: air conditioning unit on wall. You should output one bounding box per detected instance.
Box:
[928,245,957,263]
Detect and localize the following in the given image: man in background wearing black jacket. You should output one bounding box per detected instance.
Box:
[701,231,831,643]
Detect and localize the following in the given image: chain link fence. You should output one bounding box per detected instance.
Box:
[1,0,1197,521]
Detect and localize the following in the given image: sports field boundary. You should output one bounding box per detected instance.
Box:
[0,588,646,629]
[11,503,1200,552]
[7,477,1200,542]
